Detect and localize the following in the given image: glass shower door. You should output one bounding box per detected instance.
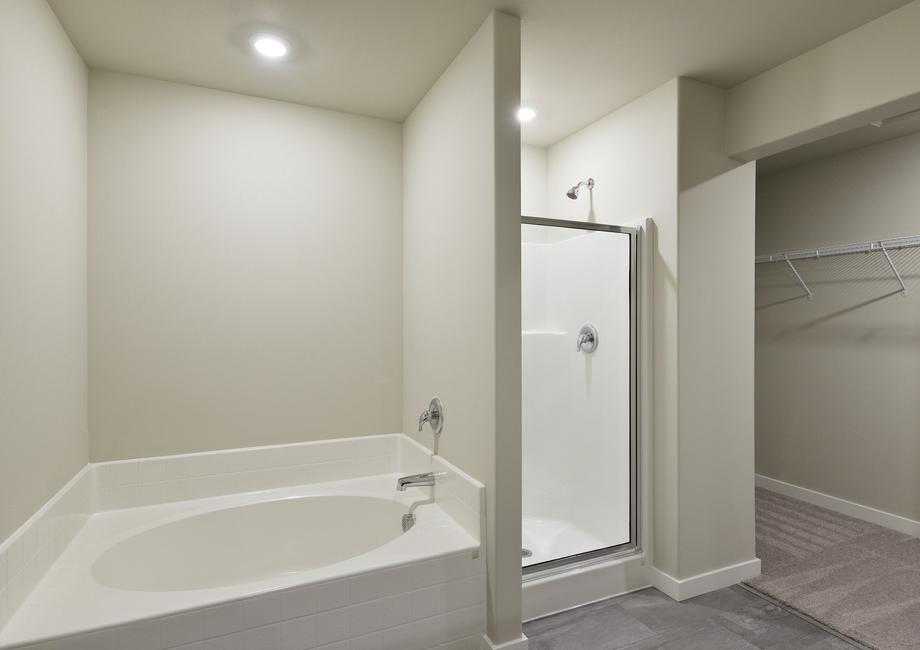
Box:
[521,217,637,572]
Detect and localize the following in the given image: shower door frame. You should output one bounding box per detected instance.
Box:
[520,215,640,577]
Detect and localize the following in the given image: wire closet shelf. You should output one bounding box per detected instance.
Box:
[755,234,920,299]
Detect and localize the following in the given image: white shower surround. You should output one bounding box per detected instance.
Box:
[0,435,485,650]
[521,225,632,566]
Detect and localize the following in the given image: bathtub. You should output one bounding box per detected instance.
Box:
[93,494,413,592]
[0,435,486,650]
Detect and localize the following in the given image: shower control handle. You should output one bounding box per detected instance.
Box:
[576,324,598,353]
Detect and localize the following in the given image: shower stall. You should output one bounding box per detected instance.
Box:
[521,216,638,573]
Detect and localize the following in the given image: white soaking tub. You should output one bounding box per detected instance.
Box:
[0,436,486,650]
[93,495,410,592]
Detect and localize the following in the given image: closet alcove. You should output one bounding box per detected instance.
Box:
[749,110,920,647]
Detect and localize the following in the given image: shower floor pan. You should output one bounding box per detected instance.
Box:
[521,516,616,568]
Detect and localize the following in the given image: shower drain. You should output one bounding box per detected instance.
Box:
[521,548,533,558]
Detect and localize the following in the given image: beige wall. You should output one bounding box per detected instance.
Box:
[521,144,547,217]
[727,0,920,161]
[0,0,88,541]
[679,79,741,193]
[402,12,522,645]
[757,131,920,521]
[676,79,756,580]
[88,71,403,461]
[677,162,756,578]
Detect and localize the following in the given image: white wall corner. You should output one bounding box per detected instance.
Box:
[482,633,529,650]
[651,558,761,602]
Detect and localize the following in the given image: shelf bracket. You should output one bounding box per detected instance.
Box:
[880,243,908,297]
[784,254,812,300]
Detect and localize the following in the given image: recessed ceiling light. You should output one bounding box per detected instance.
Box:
[517,106,537,122]
[251,34,289,59]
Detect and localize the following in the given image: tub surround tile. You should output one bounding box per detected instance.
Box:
[20,530,39,568]
[431,456,485,542]
[0,467,95,633]
[4,555,488,649]
[168,632,244,650]
[198,593,281,641]
[89,434,484,551]
[431,457,482,514]
[413,603,488,648]
[412,551,486,590]
[100,440,388,491]
[3,574,23,628]
[279,607,350,650]
[5,540,23,583]
[159,594,286,648]
[310,607,352,646]
[349,623,417,650]
[277,615,315,650]
[312,581,351,613]
[411,574,486,621]
[280,580,349,621]
[160,610,206,648]
[399,435,436,475]
[137,458,187,484]
[0,589,7,631]
[432,636,481,650]
[348,565,415,604]
[347,593,414,636]
[96,435,411,511]
[101,484,138,510]
[105,462,138,488]
[239,624,280,650]
[27,618,162,650]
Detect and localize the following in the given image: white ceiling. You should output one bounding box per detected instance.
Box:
[50,0,911,147]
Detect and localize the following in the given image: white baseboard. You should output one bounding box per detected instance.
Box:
[651,558,761,601]
[756,474,920,537]
[481,633,528,649]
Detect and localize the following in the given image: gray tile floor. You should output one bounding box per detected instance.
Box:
[524,586,862,649]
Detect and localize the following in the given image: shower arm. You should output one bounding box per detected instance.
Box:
[566,178,595,200]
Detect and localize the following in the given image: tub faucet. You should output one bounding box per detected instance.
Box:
[397,472,438,491]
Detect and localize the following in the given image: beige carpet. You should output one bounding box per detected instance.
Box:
[746,487,920,650]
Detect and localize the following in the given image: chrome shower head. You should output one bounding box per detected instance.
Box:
[566,177,594,200]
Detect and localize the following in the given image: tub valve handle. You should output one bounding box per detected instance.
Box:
[417,397,444,434]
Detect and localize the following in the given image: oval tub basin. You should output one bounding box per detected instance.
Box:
[92,495,407,591]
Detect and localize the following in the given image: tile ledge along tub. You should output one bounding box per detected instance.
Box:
[0,435,486,650]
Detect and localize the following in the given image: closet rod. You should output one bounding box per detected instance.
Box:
[755,234,920,264]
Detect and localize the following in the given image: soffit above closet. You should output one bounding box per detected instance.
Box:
[49,0,910,147]
[758,110,920,175]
